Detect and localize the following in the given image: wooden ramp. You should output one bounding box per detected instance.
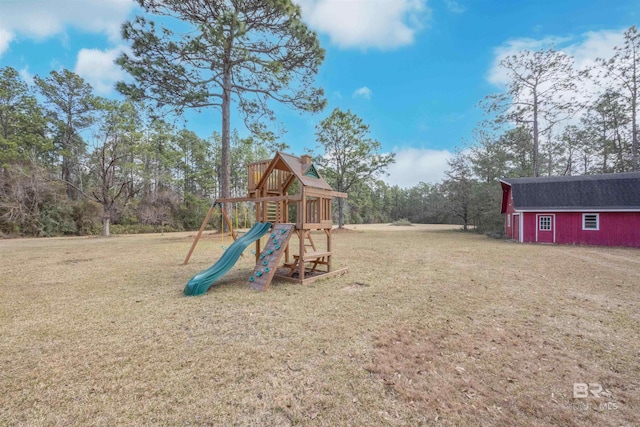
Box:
[249,223,295,291]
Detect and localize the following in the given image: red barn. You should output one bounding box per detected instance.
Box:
[500,172,640,247]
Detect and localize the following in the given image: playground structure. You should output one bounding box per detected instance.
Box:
[184,152,348,295]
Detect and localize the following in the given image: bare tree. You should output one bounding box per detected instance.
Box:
[597,25,640,171]
[89,100,141,236]
[482,49,580,176]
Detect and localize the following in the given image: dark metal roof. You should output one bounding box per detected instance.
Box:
[500,172,640,210]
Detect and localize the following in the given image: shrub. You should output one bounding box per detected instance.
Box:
[0,164,63,236]
[38,203,77,236]
[391,218,413,226]
[72,200,102,235]
[485,230,505,240]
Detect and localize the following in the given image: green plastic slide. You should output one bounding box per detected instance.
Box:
[184,222,272,296]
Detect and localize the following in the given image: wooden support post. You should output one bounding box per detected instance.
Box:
[283,200,290,264]
[297,229,305,280]
[284,200,289,223]
[221,204,235,240]
[284,226,290,265]
[298,190,307,281]
[255,200,261,263]
[298,191,305,229]
[183,200,217,265]
[325,228,332,272]
[262,188,268,224]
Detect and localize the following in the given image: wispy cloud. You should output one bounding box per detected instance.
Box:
[385,147,453,187]
[486,28,628,140]
[487,29,626,107]
[487,35,572,87]
[442,112,465,122]
[0,0,135,56]
[0,28,13,57]
[75,46,129,95]
[353,86,373,100]
[296,0,430,50]
[487,28,626,88]
[443,0,466,14]
[19,66,34,85]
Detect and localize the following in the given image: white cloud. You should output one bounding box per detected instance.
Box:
[384,147,453,187]
[19,66,34,85]
[487,36,570,87]
[296,0,429,49]
[353,86,372,100]
[443,0,466,14]
[75,46,129,95]
[0,28,13,57]
[487,30,625,89]
[0,0,134,54]
[568,29,625,73]
[486,28,628,131]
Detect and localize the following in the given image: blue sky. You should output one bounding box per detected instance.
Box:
[1,0,639,187]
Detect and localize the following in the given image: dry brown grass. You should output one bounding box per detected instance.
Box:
[0,225,638,426]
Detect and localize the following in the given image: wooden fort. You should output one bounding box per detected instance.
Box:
[218,152,348,289]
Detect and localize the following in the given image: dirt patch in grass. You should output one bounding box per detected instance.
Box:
[368,319,636,426]
[0,225,638,426]
[341,282,371,293]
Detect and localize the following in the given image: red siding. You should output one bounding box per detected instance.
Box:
[502,185,518,240]
[501,180,640,247]
[522,212,538,243]
[519,211,640,248]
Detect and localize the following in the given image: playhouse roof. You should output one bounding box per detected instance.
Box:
[500,172,640,211]
[261,152,333,191]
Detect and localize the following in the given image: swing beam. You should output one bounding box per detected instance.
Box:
[182,200,236,266]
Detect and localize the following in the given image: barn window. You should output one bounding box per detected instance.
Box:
[582,213,599,230]
[507,214,511,227]
[539,216,552,231]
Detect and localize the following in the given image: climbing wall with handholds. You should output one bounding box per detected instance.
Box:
[248,223,295,291]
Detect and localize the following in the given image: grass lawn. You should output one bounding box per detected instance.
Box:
[1,224,638,426]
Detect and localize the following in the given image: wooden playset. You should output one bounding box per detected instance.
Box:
[183,152,348,292]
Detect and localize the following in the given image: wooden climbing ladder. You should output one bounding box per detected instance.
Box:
[248,223,295,291]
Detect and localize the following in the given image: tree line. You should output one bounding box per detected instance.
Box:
[0,0,395,238]
[2,0,639,238]
[399,25,640,235]
[0,65,279,236]
[0,64,396,237]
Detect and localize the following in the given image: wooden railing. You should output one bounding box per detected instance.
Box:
[247,160,293,194]
[305,197,332,224]
[248,160,270,192]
